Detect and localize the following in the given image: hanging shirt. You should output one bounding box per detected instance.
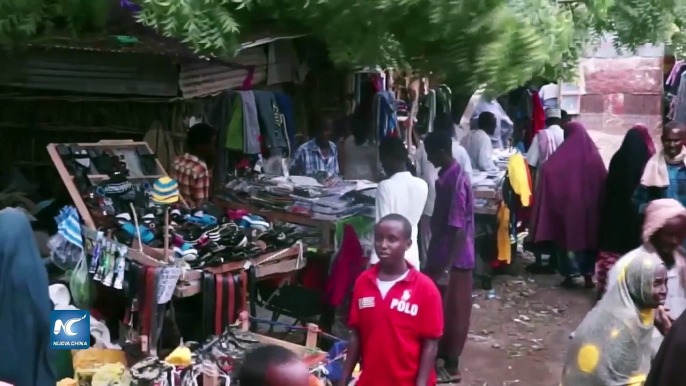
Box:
[371,172,428,268]
[525,124,564,168]
[416,140,473,216]
[289,139,340,176]
[460,130,497,171]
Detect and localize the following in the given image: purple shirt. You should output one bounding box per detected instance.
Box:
[428,161,475,270]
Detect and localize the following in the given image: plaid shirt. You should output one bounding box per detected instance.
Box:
[289,139,340,176]
[171,153,210,208]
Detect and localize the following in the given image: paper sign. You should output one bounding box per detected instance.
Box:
[157,267,182,304]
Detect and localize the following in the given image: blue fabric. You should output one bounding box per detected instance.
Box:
[634,164,686,211]
[55,206,83,249]
[324,341,348,382]
[375,91,397,138]
[274,92,296,156]
[0,208,56,386]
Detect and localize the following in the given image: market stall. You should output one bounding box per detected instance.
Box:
[471,148,532,288]
[46,140,309,359]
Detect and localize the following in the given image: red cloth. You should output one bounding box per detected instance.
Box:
[325,225,366,307]
[528,91,546,147]
[349,265,443,386]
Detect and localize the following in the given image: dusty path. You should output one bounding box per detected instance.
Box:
[458,268,595,386]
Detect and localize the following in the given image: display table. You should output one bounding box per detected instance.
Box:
[214,199,337,251]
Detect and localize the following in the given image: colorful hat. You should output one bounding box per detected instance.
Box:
[151,177,179,204]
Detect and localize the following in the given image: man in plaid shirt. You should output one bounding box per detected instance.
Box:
[289,119,340,176]
[172,123,216,208]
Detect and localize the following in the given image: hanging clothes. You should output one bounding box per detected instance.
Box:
[253,91,288,151]
[415,90,436,135]
[528,91,546,148]
[373,90,398,139]
[436,84,453,116]
[226,94,245,151]
[506,153,532,207]
[237,91,261,154]
[496,203,511,264]
[274,92,296,157]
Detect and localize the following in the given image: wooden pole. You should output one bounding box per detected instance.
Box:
[163,207,172,263]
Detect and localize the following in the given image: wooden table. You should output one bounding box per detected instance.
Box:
[214,198,337,251]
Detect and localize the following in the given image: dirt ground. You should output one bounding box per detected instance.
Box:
[458,261,595,386]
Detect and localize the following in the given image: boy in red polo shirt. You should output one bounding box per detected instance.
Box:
[339,214,443,386]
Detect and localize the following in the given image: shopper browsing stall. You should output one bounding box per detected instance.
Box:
[423,130,475,384]
[0,208,56,386]
[290,119,340,176]
[171,123,216,208]
[341,214,443,386]
[371,137,428,268]
[238,345,311,386]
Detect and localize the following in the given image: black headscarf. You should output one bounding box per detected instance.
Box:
[0,208,56,386]
[646,310,686,385]
[598,127,653,254]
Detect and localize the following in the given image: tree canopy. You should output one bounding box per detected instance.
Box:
[0,0,683,93]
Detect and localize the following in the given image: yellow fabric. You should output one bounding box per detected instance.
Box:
[164,346,192,366]
[497,202,511,264]
[507,153,531,207]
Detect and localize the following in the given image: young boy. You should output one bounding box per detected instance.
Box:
[340,214,443,386]
[238,344,311,386]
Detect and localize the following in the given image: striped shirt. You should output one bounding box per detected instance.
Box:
[171,153,210,208]
[289,139,340,176]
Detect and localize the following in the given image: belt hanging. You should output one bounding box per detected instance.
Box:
[226,273,236,327]
[214,273,224,336]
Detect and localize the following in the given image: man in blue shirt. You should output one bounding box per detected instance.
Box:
[634,122,686,214]
[289,118,340,176]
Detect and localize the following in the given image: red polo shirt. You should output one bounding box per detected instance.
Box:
[349,265,443,386]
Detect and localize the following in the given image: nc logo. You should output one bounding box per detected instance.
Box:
[53,314,87,336]
[50,310,90,350]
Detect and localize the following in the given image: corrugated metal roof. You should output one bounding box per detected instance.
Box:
[25,34,305,58]
[0,50,178,97]
[179,47,268,99]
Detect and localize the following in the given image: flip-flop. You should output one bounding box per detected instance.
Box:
[436,366,462,384]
